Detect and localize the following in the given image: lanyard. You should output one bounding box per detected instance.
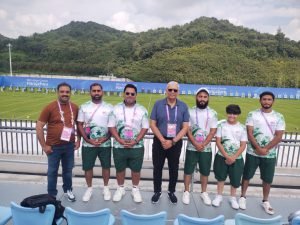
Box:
[260,110,274,135]
[123,104,136,127]
[196,108,209,130]
[87,103,101,124]
[57,100,74,127]
[166,105,178,123]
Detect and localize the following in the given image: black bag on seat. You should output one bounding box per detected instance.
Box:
[20,194,66,225]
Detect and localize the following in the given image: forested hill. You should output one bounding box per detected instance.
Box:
[0,17,299,87]
[0,34,8,41]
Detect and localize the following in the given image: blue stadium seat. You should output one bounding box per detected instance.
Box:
[292,216,300,225]
[0,206,12,225]
[120,209,167,225]
[64,207,115,225]
[234,213,282,225]
[174,214,224,225]
[11,201,59,225]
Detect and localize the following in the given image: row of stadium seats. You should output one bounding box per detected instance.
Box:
[1,202,300,225]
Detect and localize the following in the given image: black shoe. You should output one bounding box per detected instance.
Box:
[168,192,177,204]
[151,192,161,204]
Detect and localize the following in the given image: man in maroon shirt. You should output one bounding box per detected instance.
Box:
[36,82,80,201]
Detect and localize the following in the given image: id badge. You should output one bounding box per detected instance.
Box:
[167,123,177,138]
[60,126,72,141]
[195,130,205,143]
[84,126,91,139]
[124,127,133,140]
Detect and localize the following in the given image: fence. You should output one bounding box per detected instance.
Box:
[1,119,300,168]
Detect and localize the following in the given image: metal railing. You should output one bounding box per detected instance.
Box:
[1,119,300,168]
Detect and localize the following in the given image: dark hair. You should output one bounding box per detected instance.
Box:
[57,82,71,91]
[226,104,241,115]
[90,82,103,91]
[123,84,137,94]
[260,91,275,100]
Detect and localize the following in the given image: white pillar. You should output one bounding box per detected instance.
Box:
[8,43,12,76]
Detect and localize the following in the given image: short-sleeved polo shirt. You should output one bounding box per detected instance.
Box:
[150,98,189,137]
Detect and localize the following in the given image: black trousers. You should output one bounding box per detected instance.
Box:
[152,136,182,193]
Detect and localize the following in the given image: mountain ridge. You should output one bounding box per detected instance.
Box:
[0,17,299,87]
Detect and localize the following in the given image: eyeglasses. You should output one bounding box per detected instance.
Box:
[125,92,136,96]
[168,89,178,93]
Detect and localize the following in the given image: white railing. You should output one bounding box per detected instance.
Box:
[1,119,300,168]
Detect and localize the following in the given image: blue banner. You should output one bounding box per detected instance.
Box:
[0,75,299,99]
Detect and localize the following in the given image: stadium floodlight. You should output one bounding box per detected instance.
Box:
[7,43,12,76]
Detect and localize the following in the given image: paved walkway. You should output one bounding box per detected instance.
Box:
[0,173,299,225]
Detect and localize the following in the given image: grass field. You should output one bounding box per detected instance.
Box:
[0,91,299,132]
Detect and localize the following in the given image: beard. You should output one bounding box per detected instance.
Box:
[59,95,69,103]
[124,98,136,105]
[92,95,102,101]
[262,104,272,109]
[196,100,209,109]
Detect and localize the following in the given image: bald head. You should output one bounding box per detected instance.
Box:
[166,81,179,90]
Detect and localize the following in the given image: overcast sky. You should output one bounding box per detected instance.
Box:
[1,0,300,41]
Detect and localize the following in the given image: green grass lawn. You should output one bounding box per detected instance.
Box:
[0,91,299,132]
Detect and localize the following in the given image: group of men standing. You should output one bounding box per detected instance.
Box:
[36,81,285,215]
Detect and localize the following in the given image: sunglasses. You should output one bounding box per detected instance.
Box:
[59,90,70,94]
[91,89,102,92]
[125,92,136,96]
[168,89,178,93]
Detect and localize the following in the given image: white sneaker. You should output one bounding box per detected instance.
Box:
[82,188,92,202]
[239,197,246,210]
[113,186,125,202]
[229,197,239,209]
[182,191,190,205]
[212,195,222,207]
[131,187,142,203]
[66,190,76,202]
[103,186,111,201]
[200,192,212,205]
[262,201,275,215]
